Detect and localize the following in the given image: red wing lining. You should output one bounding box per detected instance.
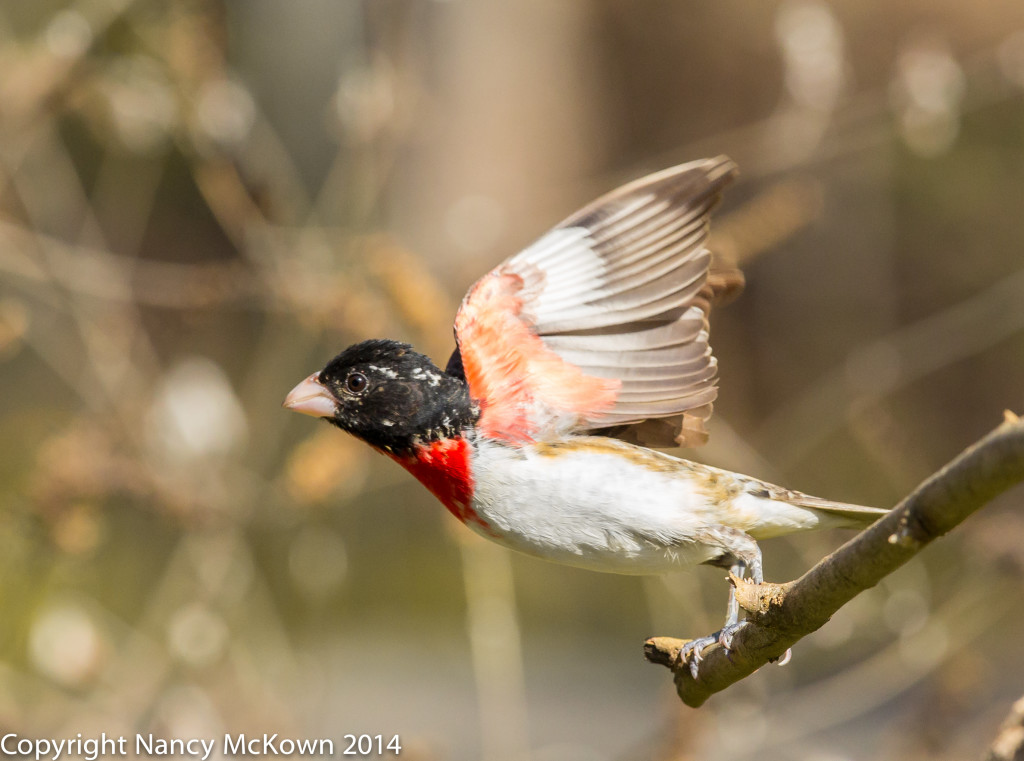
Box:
[455,270,620,442]
[453,157,738,448]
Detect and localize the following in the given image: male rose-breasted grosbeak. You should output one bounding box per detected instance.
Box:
[284,157,886,673]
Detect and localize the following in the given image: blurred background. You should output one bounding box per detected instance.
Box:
[1,1,1023,759]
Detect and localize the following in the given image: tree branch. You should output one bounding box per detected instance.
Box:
[645,411,1024,707]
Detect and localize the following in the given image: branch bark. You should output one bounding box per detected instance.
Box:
[645,411,1024,707]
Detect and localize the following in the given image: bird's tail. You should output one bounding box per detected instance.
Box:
[784,493,889,529]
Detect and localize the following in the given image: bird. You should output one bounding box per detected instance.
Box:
[283,156,887,675]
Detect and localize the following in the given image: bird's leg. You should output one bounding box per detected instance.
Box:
[718,555,761,650]
[722,560,744,629]
[679,529,763,678]
[679,561,746,678]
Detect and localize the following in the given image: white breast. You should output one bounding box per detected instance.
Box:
[465,437,716,574]
[464,435,828,575]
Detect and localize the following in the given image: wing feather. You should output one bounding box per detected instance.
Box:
[453,156,739,446]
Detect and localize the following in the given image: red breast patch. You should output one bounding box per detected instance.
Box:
[391,437,490,533]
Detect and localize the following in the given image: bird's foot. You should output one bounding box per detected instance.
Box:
[678,633,718,679]
[679,621,750,678]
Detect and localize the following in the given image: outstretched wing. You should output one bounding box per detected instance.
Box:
[453,156,740,447]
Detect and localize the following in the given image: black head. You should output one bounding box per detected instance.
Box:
[284,339,477,455]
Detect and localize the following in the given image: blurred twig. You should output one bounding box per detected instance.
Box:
[710,176,824,268]
[646,410,1024,707]
[0,0,140,128]
[756,266,1024,470]
[985,694,1024,761]
[0,218,261,308]
[458,535,530,761]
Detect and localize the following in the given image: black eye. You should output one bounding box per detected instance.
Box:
[345,372,368,394]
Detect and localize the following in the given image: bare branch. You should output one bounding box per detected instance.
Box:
[646,411,1024,707]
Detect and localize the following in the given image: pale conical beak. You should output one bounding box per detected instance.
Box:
[283,373,338,418]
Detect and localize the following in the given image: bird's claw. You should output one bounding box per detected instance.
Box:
[679,633,717,679]
[678,620,749,678]
[717,620,746,651]
[678,636,714,678]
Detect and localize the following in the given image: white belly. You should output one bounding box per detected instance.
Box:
[465,437,729,574]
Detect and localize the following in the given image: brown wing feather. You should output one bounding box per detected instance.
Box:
[454,156,739,446]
